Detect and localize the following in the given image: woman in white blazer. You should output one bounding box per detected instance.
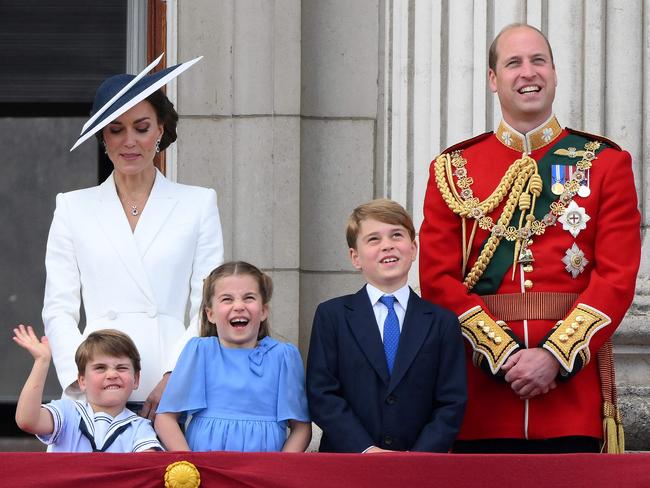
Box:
[42,56,224,417]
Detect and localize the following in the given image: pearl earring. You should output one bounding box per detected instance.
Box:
[154,138,161,153]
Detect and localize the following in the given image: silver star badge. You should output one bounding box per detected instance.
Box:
[558,200,590,237]
[562,243,589,278]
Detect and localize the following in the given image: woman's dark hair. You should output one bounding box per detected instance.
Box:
[145,89,178,151]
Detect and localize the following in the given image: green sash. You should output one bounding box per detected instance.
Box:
[473,133,606,295]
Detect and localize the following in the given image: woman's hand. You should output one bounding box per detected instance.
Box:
[365,447,396,453]
[141,372,171,420]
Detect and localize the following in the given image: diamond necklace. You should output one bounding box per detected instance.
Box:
[116,186,151,218]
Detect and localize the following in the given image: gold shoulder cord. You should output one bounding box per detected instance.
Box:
[434,152,539,290]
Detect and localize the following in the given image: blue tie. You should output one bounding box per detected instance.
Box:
[379,295,400,375]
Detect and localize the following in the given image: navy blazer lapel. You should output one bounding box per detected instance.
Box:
[346,287,390,386]
[95,174,155,303]
[388,290,432,391]
[133,170,178,257]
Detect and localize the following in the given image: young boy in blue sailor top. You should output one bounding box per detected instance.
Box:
[307,199,467,452]
[14,326,162,452]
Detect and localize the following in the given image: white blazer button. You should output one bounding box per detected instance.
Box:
[106,310,117,320]
[147,308,158,318]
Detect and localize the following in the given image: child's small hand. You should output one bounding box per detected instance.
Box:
[13,325,51,363]
[365,446,396,453]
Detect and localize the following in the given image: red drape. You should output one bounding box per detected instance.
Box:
[2,451,648,488]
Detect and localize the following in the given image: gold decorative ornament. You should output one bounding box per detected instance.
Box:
[165,461,201,488]
[554,147,586,158]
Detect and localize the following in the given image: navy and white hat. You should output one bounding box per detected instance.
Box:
[70,53,202,151]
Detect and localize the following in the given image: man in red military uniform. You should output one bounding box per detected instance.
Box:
[419,23,641,453]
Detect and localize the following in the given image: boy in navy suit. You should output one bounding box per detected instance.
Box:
[307,199,467,452]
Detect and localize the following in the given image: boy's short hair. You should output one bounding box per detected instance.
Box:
[75,329,141,375]
[346,198,416,249]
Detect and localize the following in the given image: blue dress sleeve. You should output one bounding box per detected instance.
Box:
[276,343,310,422]
[157,337,208,417]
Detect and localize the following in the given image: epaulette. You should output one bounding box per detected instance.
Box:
[439,131,493,155]
[566,127,622,151]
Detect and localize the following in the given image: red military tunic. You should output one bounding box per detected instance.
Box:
[419,116,640,441]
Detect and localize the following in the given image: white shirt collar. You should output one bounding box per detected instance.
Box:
[366,282,411,309]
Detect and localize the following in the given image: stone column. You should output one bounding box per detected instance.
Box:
[174,0,302,344]
[299,0,380,355]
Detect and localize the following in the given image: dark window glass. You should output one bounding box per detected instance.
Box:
[0,0,127,104]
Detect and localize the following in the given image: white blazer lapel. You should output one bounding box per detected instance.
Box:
[133,170,179,257]
[95,173,155,302]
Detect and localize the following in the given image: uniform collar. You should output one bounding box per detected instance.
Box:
[495,114,562,153]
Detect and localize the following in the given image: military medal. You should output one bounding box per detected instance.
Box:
[551,164,565,195]
[578,169,591,197]
[568,165,591,198]
[562,243,589,278]
[551,182,564,195]
[517,244,534,265]
[558,201,590,237]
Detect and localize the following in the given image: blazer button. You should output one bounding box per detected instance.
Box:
[383,436,393,446]
[147,307,158,318]
[386,395,397,405]
[106,310,117,320]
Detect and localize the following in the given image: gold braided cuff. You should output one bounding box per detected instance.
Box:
[542,303,611,373]
[459,306,520,374]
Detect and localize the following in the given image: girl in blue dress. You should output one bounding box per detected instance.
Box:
[155,261,311,452]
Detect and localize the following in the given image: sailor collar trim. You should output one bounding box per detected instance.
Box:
[496,115,562,153]
[75,401,138,451]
